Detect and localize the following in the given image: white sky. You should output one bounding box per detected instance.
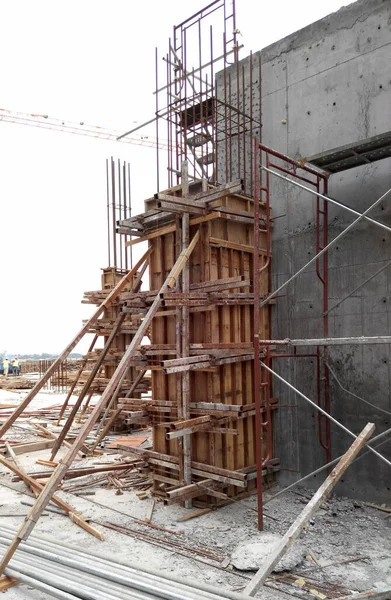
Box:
[0,0,347,355]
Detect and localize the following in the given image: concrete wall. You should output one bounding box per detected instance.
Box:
[217,0,391,502]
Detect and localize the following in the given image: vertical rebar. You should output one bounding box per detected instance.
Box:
[106,159,111,267]
[122,162,128,270]
[111,157,117,268]
[117,159,122,271]
[155,46,160,193]
[127,163,132,269]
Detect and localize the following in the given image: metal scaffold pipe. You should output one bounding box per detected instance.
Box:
[260,361,391,469]
[3,566,80,600]
[262,165,391,234]
[264,428,391,504]
[260,336,391,346]
[259,185,391,308]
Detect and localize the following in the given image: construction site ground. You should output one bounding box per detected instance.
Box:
[0,389,390,600]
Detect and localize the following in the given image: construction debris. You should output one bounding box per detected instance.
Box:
[230,534,306,573]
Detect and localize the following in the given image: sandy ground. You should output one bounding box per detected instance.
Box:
[0,388,390,599]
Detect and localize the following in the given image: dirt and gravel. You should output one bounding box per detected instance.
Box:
[0,389,390,599]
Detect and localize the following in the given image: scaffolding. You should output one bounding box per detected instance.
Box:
[0,0,391,581]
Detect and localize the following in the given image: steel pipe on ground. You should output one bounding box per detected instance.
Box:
[0,527,242,600]
[4,565,80,600]
[0,543,142,600]
[0,535,218,600]
[1,550,130,600]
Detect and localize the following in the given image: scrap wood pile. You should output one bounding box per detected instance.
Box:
[1,437,152,497]
[0,376,34,391]
[57,461,153,495]
[0,405,70,424]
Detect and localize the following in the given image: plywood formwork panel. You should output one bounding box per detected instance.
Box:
[148,191,274,503]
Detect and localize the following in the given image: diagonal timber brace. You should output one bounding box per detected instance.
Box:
[0,230,200,575]
[0,247,153,439]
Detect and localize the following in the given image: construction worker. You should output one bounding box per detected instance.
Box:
[3,358,9,377]
[12,358,20,376]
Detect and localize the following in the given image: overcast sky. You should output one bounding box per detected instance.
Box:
[0,0,347,355]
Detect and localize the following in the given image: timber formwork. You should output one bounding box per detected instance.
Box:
[79,267,151,431]
[115,172,278,506]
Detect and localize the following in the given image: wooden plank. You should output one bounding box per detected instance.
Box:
[189,402,244,411]
[116,444,247,481]
[209,237,261,254]
[169,416,212,431]
[1,440,56,455]
[177,508,211,521]
[158,200,206,216]
[156,193,207,208]
[0,576,18,591]
[190,467,246,487]
[205,428,238,435]
[167,479,213,500]
[163,361,212,374]
[126,215,216,247]
[189,276,244,290]
[26,462,135,480]
[244,422,375,596]
[125,223,177,247]
[189,180,243,203]
[36,459,58,468]
[166,422,216,439]
[166,230,200,288]
[145,499,155,524]
[0,455,105,540]
[152,473,180,486]
[161,355,210,368]
[146,457,246,488]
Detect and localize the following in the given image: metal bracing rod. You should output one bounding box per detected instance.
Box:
[118,115,163,139]
[325,260,391,315]
[260,186,391,308]
[262,165,391,234]
[264,428,391,505]
[326,361,391,417]
[260,336,391,346]
[260,361,391,469]
[153,45,242,96]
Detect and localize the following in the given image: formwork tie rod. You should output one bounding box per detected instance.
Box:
[260,336,391,346]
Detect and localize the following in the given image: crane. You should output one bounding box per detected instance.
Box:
[0,107,170,151]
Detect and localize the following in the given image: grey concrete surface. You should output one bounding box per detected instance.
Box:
[217,0,391,501]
